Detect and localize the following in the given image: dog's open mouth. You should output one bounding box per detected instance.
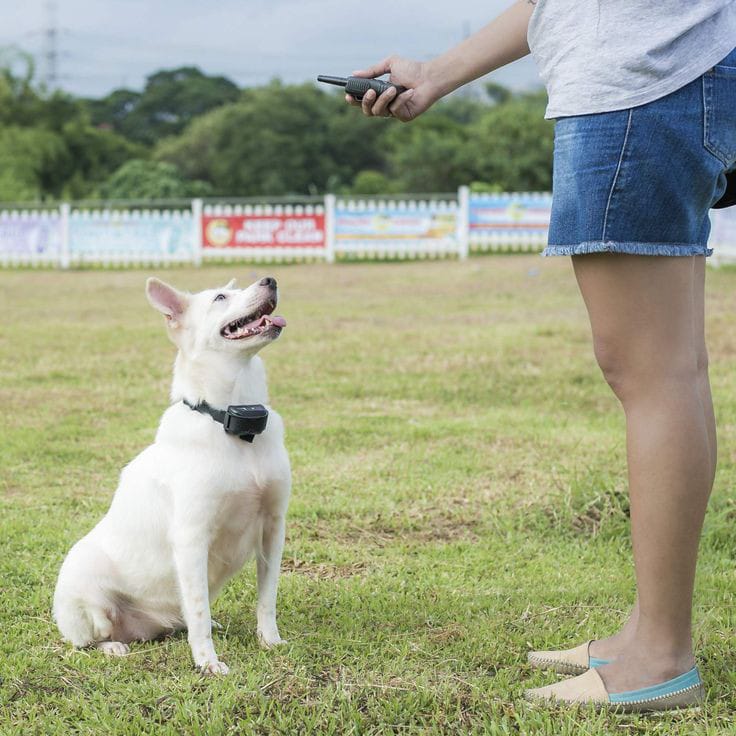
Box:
[220,300,287,340]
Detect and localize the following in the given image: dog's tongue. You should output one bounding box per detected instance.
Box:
[260,314,287,328]
[252,314,287,329]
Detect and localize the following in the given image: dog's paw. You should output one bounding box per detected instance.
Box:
[258,630,287,648]
[98,641,130,657]
[198,661,230,676]
[210,619,223,631]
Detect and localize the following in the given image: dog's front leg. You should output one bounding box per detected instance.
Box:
[173,534,228,675]
[256,513,286,647]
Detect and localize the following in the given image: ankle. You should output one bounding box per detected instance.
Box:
[618,640,695,674]
[588,624,637,658]
[630,625,693,657]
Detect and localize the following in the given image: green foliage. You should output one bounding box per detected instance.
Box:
[469,181,503,193]
[0,126,69,201]
[85,88,140,130]
[461,92,554,192]
[320,96,390,192]
[350,170,400,195]
[0,48,39,128]
[157,84,553,197]
[0,49,144,201]
[96,159,213,200]
[59,120,145,200]
[384,112,474,193]
[0,52,554,201]
[485,81,513,105]
[156,83,354,196]
[87,67,241,145]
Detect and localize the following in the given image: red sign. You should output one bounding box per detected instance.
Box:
[202,213,325,249]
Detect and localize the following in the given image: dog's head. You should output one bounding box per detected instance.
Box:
[145,276,286,357]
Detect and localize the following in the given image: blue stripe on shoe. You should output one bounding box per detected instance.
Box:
[589,656,610,668]
[609,667,702,704]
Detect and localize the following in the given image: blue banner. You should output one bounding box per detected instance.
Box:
[469,193,552,236]
[70,213,193,257]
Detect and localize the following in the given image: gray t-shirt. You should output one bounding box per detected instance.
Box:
[527,0,736,118]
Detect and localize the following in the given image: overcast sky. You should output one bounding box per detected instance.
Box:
[0,0,541,98]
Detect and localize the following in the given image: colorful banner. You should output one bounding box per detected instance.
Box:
[335,208,457,241]
[469,194,552,234]
[70,214,193,256]
[202,213,325,248]
[0,215,61,257]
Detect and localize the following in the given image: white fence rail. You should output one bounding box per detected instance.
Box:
[1,188,734,267]
[709,205,736,267]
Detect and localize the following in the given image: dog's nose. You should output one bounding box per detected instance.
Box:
[259,277,277,289]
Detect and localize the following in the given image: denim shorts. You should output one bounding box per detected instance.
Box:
[544,47,736,257]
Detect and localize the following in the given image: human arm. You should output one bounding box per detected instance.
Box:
[349,0,535,121]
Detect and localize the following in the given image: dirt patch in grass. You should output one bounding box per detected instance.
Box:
[292,505,482,549]
[281,557,368,579]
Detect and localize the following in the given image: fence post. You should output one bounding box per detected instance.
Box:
[457,186,470,260]
[191,198,203,267]
[59,202,71,269]
[324,193,336,263]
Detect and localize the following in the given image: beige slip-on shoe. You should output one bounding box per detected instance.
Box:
[528,640,609,675]
[524,666,704,713]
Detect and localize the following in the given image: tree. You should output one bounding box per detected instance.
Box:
[485,82,512,105]
[96,159,213,200]
[384,112,475,193]
[461,91,554,191]
[85,89,141,131]
[350,170,400,195]
[321,94,391,191]
[156,83,343,196]
[0,48,38,128]
[60,121,145,199]
[87,67,241,145]
[0,126,69,201]
[0,49,144,201]
[0,52,553,202]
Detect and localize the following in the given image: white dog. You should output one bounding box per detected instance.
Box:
[53,276,291,674]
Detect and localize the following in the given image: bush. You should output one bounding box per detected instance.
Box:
[96,159,212,200]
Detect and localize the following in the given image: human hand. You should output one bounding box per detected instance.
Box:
[346,56,441,122]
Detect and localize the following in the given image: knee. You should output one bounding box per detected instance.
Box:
[591,335,699,403]
[592,336,631,399]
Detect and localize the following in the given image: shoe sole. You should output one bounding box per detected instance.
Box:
[527,654,588,676]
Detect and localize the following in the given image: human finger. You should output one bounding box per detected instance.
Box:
[352,58,391,78]
[361,88,377,116]
[388,88,416,122]
[371,86,398,117]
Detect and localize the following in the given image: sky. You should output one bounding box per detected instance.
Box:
[0,0,542,98]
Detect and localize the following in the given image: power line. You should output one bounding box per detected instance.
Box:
[42,0,60,90]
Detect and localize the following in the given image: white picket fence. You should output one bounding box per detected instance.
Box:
[709,205,736,267]
[1,188,735,267]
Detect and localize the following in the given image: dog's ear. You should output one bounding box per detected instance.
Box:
[146,278,189,326]
[224,278,237,289]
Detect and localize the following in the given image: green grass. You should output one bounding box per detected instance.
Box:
[1,257,735,735]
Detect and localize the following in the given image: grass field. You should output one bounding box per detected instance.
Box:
[1,256,735,735]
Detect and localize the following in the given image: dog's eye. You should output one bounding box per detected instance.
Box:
[213,293,227,302]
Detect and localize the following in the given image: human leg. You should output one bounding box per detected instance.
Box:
[572,254,712,692]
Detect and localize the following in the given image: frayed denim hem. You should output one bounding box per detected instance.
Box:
[542,241,713,257]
